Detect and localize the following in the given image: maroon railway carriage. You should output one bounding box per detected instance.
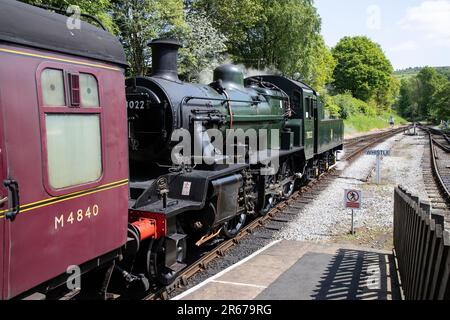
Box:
[0,1,129,299]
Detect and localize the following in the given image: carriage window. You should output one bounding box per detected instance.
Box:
[40,67,103,192]
[41,69,65,106]
[80,73,99,108]
[45,114,102,189]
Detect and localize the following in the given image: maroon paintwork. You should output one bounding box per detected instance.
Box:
[0,43,129,299]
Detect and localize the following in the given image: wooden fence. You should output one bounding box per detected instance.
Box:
[394,186,450,300]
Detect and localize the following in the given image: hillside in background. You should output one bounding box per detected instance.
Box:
[395,66,450,81]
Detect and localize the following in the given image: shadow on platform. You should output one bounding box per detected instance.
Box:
[311,249,400,300]
[256,248,400,300]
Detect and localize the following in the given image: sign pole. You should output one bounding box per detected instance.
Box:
[376,154,381,184]
[351,209,355,235]
[345,189,362,235]
[366,150,390,184]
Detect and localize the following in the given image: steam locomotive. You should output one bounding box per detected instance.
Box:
[0,0,343,299]
[124,40,344,285]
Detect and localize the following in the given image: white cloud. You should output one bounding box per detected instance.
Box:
[389,40,418,53]
[399,0,450,47]
[366,5,382,31]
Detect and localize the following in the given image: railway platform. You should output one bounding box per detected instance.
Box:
[173,240,401,300]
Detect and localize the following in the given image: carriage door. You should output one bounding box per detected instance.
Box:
[313,98,319,154]
[0,94,5,299]
[303,95,315,159]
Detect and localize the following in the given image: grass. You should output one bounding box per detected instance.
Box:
[344,111,408,136]
[331,226,393,251]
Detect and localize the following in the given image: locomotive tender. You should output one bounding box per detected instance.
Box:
[0,0,343,298]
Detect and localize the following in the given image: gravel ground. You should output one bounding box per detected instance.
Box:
[170,132,428,297]
[275,133,429,244]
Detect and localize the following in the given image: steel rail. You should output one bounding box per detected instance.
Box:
[143,126,407,300]
[428,131,450,201]
[342,126,407,162]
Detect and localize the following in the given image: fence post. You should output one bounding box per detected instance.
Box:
[437,231,450,300]
[411,202,431,299]
[393,186,449,300]
[431,210,446,227]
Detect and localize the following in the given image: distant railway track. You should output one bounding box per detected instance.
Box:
[143,126,408,300]
[420,126,450,215]
[342,126,407,161]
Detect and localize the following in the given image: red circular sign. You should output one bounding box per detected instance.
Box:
[347,190,360,202]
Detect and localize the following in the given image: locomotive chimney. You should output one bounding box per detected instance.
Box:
[148,39,182,82]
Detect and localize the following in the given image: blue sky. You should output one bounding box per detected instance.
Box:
[315,0,450,70]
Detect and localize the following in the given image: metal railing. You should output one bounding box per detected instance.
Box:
[394,186,450,300]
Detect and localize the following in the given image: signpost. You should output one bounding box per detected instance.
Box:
[345,189,362,235]
[366,150,391,184]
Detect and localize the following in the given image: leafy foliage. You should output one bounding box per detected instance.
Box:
[193,0,264,55]
[111,0,186,76]
[397,66,449,122]
[431,82,450,121]
[193,0,333,89]
[20,0,116,32]
[329,92,376,119]
[308,38,336,89]
[179,12,228,82]
[395,66,450,81]
[332,36,395,109]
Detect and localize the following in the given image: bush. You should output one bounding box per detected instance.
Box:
[328,92,376,119]
[320,91,340,118]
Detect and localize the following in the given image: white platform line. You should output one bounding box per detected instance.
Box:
[210,280,268,289]
[172,240,281,300]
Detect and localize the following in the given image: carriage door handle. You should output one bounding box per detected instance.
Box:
[3,179,20,221]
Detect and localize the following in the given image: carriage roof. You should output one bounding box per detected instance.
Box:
[0,0,127,68]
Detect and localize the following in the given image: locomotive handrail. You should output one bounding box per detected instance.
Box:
[181,96,260,106]
[180,95,259,129]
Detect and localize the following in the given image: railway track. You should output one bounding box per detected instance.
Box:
[342,127,407,161]
[142,126,407,300]
[420,126,450,216]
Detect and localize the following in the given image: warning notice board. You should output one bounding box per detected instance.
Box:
[345,189,362,210]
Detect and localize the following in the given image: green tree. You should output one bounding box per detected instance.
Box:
[416,66,448,119]
[396,67,449,122]
[193,0,326,87]
[377,75,400,111]
[332,36,394,108]
[431,82,450,122]
[180,12,228,81]
[111,0,186,76]
[308,38,336,89]
[193,0,264,57]
[20,0,115,32]
[243,0,322,78]
[397,79,413,118]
